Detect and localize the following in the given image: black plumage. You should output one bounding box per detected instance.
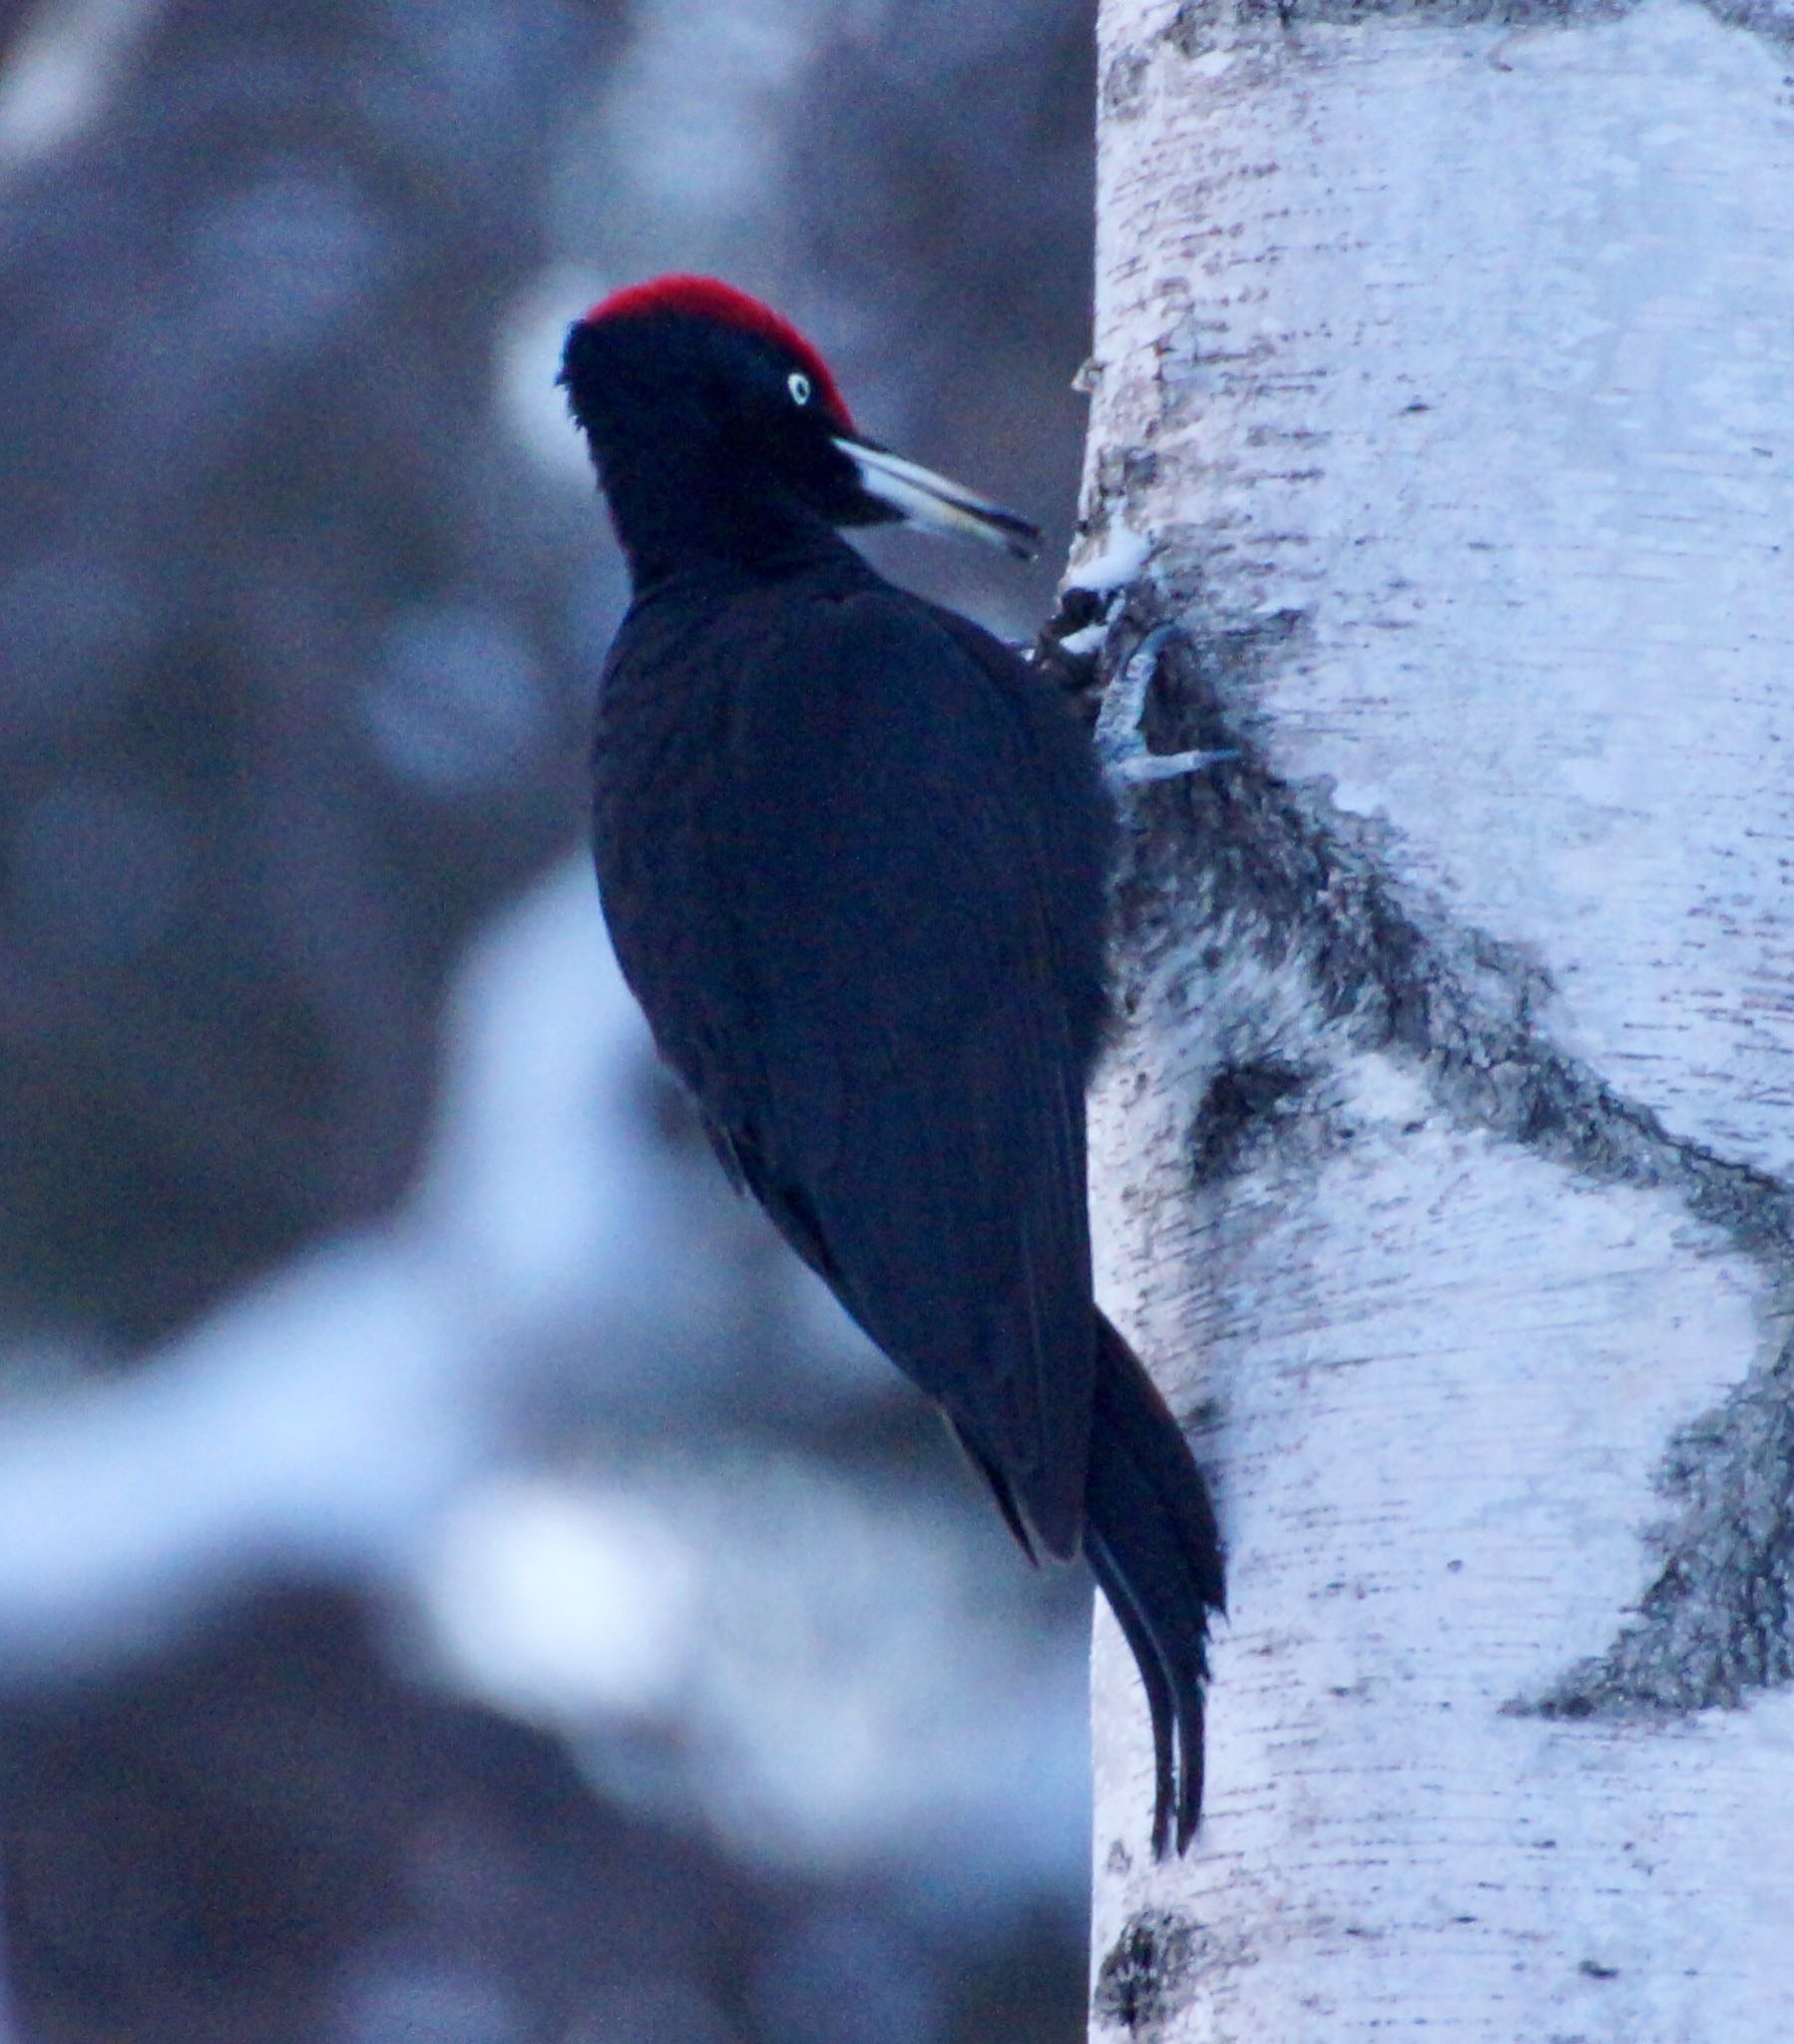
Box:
[562,275,1223,1851]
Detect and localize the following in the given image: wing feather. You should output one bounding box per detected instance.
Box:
[716,587,1101,1556]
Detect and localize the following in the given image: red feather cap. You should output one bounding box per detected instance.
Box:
[580,275,855,430]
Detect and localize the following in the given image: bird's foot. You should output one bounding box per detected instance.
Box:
[1097,624,1236,791]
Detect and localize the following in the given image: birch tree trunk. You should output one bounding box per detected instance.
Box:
[1077,2,1794,2035]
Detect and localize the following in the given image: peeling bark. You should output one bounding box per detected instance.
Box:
[1079,0,1794,2032]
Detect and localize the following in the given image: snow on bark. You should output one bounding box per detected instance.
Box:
[1077,0,1794,2034]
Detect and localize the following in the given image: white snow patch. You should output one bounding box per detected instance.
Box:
[425,1475,700,1719]
[1066,518,1149,596]
[1056,622,1108,658]
[0,0,160,168]
[0,860,654,1671]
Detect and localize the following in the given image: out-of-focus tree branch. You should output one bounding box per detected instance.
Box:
[0,0,627,1343]
[0,0,43,76]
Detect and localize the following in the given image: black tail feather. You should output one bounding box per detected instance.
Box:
[1086,1524,1178,1853]
[1086,1311,1224,1854]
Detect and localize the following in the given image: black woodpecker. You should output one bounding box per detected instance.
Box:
[561,275,1223,1853]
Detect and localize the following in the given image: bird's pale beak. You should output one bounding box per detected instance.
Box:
[835,437,1041,561]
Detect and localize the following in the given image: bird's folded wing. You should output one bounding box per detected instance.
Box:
[719,588,1097,1557]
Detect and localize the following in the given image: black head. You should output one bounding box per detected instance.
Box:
[560,275,1039,587]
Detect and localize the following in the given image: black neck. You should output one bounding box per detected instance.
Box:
[600,449,862,593]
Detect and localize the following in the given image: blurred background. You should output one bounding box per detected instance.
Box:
[0,0,1101,2037]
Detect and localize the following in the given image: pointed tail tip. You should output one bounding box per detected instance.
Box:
[1146,1694,1205,1859]
[1089,1310,1225,1856]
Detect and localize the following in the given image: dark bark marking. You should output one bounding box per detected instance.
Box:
[1189,1058,1310,1184]
[1093,1908,1200,2033]
[1091,593,1794,1726]
[1104,48,1152,119]
[1158,2,1794,74]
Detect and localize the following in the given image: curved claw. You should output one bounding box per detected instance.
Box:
[1097,623,1236,791]
[1121,745,1239,784]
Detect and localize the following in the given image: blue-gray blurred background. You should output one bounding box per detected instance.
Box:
[0,1,1100,2037]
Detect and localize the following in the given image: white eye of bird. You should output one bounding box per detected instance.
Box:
[787,371,811,405]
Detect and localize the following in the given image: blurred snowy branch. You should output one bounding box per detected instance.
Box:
[0,864,1088,1885]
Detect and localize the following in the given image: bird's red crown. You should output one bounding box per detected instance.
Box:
[580,275,855,430]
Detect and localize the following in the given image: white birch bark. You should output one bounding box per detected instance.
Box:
[1076,1,1794,2036]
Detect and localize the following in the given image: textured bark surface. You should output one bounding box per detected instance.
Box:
[1077,0,1794,2034]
